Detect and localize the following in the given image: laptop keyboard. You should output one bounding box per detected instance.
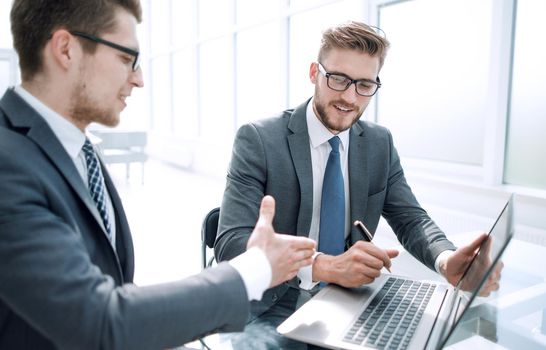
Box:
[343,277,436,350]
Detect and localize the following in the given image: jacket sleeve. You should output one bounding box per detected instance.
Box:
[381,130,456,270]
[214,123,268,262]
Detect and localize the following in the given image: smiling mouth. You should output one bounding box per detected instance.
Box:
[119,94,130,103]
[333,103,353,112]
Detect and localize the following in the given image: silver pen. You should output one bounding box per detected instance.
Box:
[353,220,392,273]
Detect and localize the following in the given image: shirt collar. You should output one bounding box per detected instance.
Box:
[306,97,350,151]
[14,85,87,159]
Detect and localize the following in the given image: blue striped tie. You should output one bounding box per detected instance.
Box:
[82,138,112,240]
[318,136,345,256]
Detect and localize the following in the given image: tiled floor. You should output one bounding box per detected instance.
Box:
[107,159,226,286]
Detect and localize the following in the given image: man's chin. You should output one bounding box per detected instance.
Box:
[324,120,354,133]
[97,115,121,128]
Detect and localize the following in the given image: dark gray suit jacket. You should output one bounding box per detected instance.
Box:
[0,88,249,350]
[215,99,456,316]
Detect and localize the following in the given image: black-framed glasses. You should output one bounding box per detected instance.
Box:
[70,31,141,71]
[317,62,381,97]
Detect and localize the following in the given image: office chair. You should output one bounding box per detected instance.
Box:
[201,207,220,269]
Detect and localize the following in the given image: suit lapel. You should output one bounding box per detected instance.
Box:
[0,89,115,246]
[348,122,370,243]
[287,101,314,236]
[102,164,134,281]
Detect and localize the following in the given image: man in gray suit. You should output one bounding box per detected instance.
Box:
[215,21,501,348]
[0,1,316,349]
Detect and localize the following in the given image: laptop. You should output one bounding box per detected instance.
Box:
[278,194,515,350]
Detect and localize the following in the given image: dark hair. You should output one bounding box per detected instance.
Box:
[10,0,142,81]
[318,21,390,69]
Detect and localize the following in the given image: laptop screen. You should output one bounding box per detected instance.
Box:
[438,194,515,348]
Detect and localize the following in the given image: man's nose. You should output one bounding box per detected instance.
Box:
[339,83,358,103]
[130,67,144,88]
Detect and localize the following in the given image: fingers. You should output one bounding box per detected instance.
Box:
[479,279,500,296]
[291,239,315,269]
[384,249,399,270]
[471,259,504,296]
[386,249,399,259]
[286,235,317,250]
[352,242,397,271]
[291,255,314,271]
[268,235,316,287]
[256,195,276,229]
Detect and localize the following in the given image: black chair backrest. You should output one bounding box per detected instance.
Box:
[202,207,220,249]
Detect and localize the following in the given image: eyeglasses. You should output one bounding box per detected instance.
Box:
[317,62,381,97]
[70,31,141,72]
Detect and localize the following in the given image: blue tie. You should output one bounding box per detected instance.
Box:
[82,138,112,241]
[318,136,345,256]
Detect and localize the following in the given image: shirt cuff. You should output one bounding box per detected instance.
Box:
[434,250,455,275]
[229,247,271,301]
[298,252,323,290]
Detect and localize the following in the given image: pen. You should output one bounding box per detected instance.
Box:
[353,220,392,273]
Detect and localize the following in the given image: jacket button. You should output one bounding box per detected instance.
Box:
[272,293,278,302]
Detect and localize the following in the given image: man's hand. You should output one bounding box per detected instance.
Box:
[312,241,399,288]
[247,196,316,288]
[442,233,503,296]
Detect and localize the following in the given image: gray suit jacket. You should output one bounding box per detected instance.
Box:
[0,88,249,350]
[215,99,456,316]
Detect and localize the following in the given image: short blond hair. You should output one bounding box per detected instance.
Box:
[318,21,390,69]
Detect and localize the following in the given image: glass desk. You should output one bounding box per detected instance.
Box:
[189,232,546,350]
[390,232,546,350]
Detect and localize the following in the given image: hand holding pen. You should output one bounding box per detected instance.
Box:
[312,221,398,287]
[354,220,394,273]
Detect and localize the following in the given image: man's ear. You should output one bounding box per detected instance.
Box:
[47,29,78,71]
[309,62,318,84]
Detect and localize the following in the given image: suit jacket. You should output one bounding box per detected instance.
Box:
[215,99,456,316]
[0,88,249,350]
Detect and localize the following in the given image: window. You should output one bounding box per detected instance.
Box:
[0,60,10,93]
[377,0,494,166]
[172,49,198,137]
[171,0,195,47]
[504,0,546,190]
[198,0,234,38]
[0,1,12,49]
[236,0,279,26]
[236,23,284,126]
[199,37,234,141]
[149,55,172,133]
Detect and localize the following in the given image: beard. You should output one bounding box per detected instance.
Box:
[69,79,120,129]
[313,88,366,133]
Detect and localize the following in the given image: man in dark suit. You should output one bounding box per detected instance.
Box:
[215,21,501,348]
[0,1,316,349]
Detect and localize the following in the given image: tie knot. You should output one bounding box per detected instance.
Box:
[328,136,341,153]
[82,138,95,156]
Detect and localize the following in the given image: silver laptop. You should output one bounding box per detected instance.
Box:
[278,195,515,350]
